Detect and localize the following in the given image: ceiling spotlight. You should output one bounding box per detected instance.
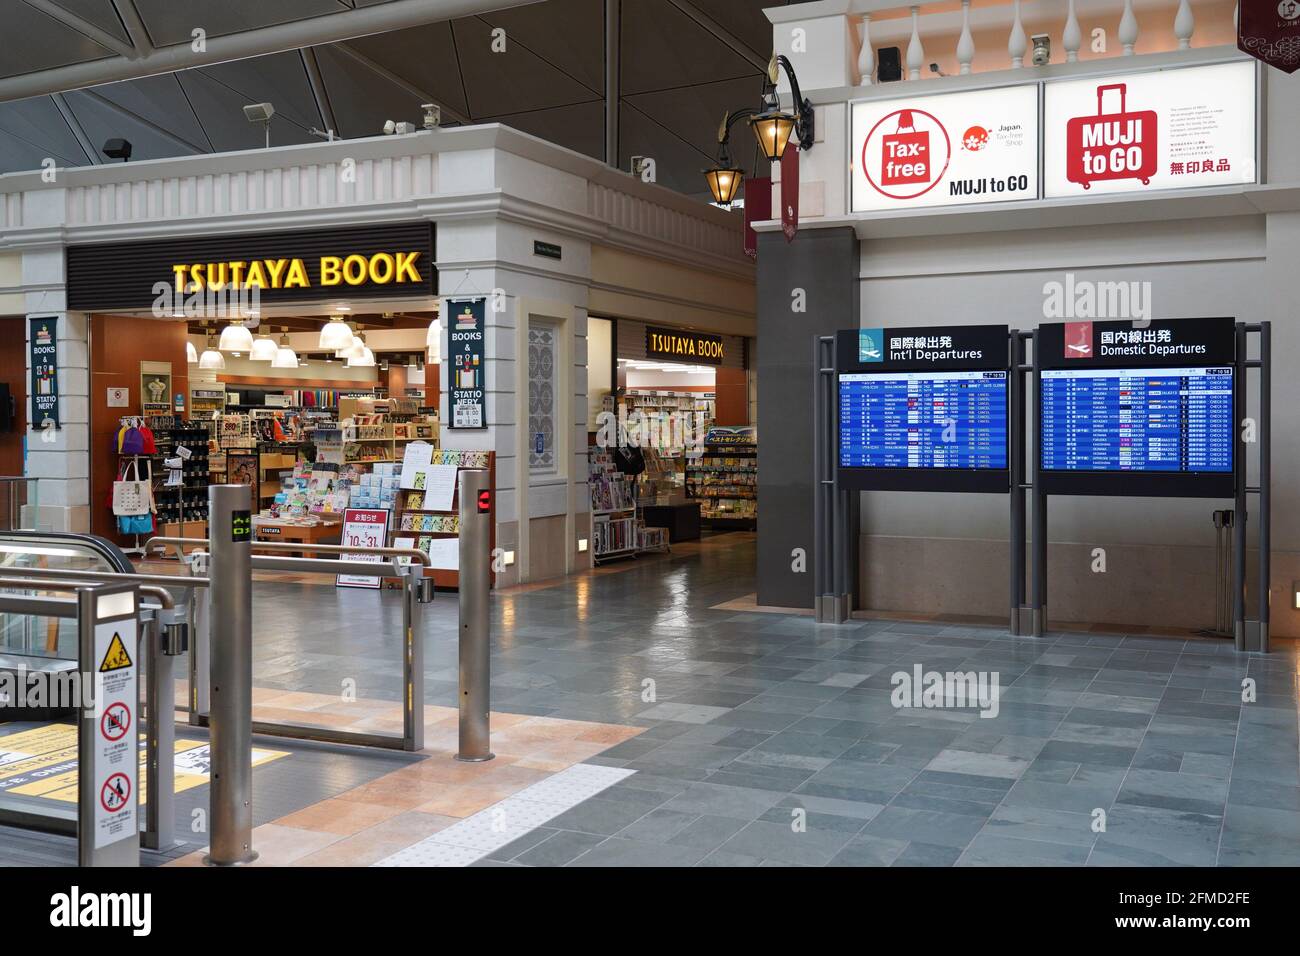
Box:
[218,320,254,352]
[102,138,132,162]
[243,102,275,148]
[318,314,353,351]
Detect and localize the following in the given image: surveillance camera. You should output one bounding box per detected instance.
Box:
[242,102,275,123]
[393,121,416,134]
[1030,34,1051,67]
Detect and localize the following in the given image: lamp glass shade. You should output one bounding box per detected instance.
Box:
[248,336,278,361]
[750,110,796,161]
[318,316,354,351]
[198,348,225,370]
[186,340,198,363]
[270,346,299,369]
[218,322,254,352]
[704,166,744,204]
[347,345,376,368]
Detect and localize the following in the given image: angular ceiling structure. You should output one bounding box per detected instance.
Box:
[0,0,791,200]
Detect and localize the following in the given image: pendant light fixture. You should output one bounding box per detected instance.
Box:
[335,322,359,358]
[186,339,198,364]
[318,314,354,351]
[248,331,278,361]
[198,331,225,370]
[218,319,255,353]
[426,317,441,364]
[270,327,298,369]
[346,331,375,367]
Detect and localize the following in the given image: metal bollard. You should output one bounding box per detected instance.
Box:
[455,469,494,762]
[204,485,258,865]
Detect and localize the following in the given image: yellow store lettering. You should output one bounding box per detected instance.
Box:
[169,251,423,290]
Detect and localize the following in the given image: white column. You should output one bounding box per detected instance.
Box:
[1009,0,1028,68]
[957,0,975,75]
[907,6,924,80]
[1174,0,1195,49]
[1064,0,1082,62]
[857,15,874,86]
[1120,0,1139,55]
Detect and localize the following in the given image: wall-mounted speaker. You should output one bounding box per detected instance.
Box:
[878,46,902,83]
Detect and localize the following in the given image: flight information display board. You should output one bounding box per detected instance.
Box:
[1037,318,1236,497]
[836,325,1010,492]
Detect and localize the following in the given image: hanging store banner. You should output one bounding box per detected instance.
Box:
[1044,61,1257,197]
[448,297,487,429]
[1238,0,1300,74]
[743,177,771,259]
[28,316,59,431]
[781,144,800,241]
[66,222,436,311]
[851,85,1039,212]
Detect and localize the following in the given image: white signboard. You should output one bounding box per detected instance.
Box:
[93,618,137,849]
[337,508,390,589]
[106,387,129,408]
[1044,61,1256,198]
[399,441,435,488]
[409,463,458,512]
[851,85,1039,212]
[427,537,459,571]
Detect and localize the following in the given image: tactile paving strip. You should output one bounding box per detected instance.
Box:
[372,763,635,867]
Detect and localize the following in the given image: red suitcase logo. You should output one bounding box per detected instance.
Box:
[1065,83,1158,189]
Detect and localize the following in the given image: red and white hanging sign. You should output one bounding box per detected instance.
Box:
[780,144,800,241]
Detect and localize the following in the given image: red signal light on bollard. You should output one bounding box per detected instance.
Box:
[477,490,491,514]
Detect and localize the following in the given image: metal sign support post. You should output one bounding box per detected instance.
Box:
[76,582,140,867]
[1029,329,1048,638]
[1009,331,1031,635]
[403,563,426,752]
[1234,321,1271,652]
[456,469,494,762]
[205,485,257,865]
[814,334,852,624]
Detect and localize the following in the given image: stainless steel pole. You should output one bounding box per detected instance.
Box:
[456,469,493,762]
[204,485,257,865]
[1233,324,1247,651]
[1258,321,1271,653]
[143,614,175,850]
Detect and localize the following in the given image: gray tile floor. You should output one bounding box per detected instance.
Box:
[228,532,1300,867]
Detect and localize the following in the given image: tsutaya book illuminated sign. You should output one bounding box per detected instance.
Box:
[1044,61,1256,198]
[645,326,725,365]
[851,85,1039,212]
[848,60,1257,213]
[169,252,424,291]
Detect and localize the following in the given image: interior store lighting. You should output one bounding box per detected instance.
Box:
[218,320,254,353]
[198,333,225,370]
[270,328,298,368]
[319,314,354,351]
[186,340,198,364]
[347,332,376,367]
[248,333,278,361]
[426,318,441,363]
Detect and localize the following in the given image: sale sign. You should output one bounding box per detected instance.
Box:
[851,86,1038,212]
[1045,61,1256,197]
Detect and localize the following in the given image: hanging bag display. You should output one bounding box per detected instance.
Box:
[111,458,151,517]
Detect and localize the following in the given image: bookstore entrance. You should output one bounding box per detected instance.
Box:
[585,317,755,565]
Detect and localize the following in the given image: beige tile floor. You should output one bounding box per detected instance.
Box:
[168,687,642,866]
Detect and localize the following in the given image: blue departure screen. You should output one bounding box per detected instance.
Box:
[839,370,1008,469]
[1040,366,1233,473]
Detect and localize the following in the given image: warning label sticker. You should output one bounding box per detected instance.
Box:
[98,633,133,672]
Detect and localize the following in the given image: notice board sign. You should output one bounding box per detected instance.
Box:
[29,316,59,431]
[1044,61,1256,198]
[93,617,137,850]
[448,297,486,429]
[851,86,1039,212]
[337,508,390,589]
[1037,317,1237,498]
[836,325,1010,493]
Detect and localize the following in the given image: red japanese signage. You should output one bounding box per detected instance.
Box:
[1238,0,1300,74]
[1065,84,1158,190]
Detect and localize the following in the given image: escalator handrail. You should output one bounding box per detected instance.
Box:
[0,530,134,574]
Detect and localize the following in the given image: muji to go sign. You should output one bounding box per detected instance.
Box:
[1044,61,1256,198]
[851,85,1038,212]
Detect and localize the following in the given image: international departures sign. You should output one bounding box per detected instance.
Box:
[645,326,725,365]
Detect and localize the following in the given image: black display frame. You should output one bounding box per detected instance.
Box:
[834,325,1012,493]
[1035,317,1237,499]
